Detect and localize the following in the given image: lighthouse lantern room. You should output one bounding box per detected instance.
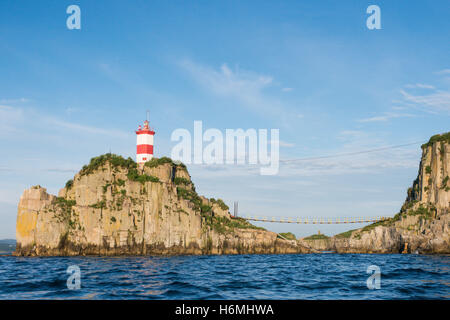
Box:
[136,119,155,165]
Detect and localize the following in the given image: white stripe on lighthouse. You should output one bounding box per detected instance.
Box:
[137,134,154,145]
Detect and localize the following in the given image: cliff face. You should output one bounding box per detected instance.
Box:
[302,133,450,254]
[14,155,306,256]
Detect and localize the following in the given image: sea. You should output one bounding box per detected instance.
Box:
[0,253,448,299]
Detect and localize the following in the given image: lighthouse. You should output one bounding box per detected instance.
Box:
[136,119,155,164]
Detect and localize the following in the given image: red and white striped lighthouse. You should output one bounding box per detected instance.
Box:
[136,119,155,164]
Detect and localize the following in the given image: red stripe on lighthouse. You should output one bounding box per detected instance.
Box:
[136,130,155,135]
[137,144,153,154]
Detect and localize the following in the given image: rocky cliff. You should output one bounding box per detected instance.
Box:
[14,155,308,256]
[302,133,450,254]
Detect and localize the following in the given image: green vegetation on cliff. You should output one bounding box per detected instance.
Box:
[176,187,204,213]
[335,229,356,238]
[407,205,435,220]
[209,198,229,211]
[441,176,449,191]
[126,168,160,184]
[79,154,187,177]
[279,232,296,240]
[421,132,450,149]
[144,157,173,168]
[65,179,74,190]
[304,233,329,240]
[173,177,191,186]
[205,216,265,234]
[358,204,436,236]
[80,153,137,176]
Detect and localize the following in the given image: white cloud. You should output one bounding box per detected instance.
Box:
[269,139,295,148]
[178,59,298,124]
[400,89,450,114]
[278,130,421,176]
[65,107,80,115]
[357,112,415,123]
[0,98,30,104]
[279,140,295,148]
[43,117,129,138]
[362,72,450,121]
[181,61,273,97]
[0,104,129,138]
[435,69,450,75]
[185,132,421,180]
[0,105,24,134]
[404,83,435,89]
[282,87,293,92]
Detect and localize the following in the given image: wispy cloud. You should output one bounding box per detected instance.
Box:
[279,140,295,148]
[0,98,30,104]
[0,104,129,138]
[404,83,435,89]
[186,130,421,180]
[435,69,450,75]
[0,105,24,134]
[357,112,415,123]
[180,60,272,99]
[400,89,450,114]
[278,131,421,177]
[178,59,300,125]
[359,72,450,121]
[43,117,129,138]
[271,140,295,148]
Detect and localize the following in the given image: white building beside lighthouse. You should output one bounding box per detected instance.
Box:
[136,119,155,164]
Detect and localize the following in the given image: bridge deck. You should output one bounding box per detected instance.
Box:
[240,216,389,224]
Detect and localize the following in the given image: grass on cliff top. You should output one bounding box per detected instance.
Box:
[421,132,450,149]
[358,205,435,235]
[144,157,187,169]
[279,232,296,240]
[335,229,357,239]
[80,153,137,176]
[205,216,265,234]
[303,233,329,240]
[209,198,229,211]
[79,154,187,177]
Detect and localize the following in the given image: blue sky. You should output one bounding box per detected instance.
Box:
[0,0,449,238]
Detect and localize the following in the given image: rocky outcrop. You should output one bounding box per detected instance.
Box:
[15,133,450,256]
[14,155,307,256]
[302,133,450,254]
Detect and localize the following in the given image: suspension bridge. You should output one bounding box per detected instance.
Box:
[238,215,389,224]
[231,202,391,224]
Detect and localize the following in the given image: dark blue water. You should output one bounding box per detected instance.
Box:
[0,254,448,299]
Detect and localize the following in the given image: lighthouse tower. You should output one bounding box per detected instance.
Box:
[136,119,155,165]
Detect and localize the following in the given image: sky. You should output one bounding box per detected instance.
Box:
[0,0,449,238]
